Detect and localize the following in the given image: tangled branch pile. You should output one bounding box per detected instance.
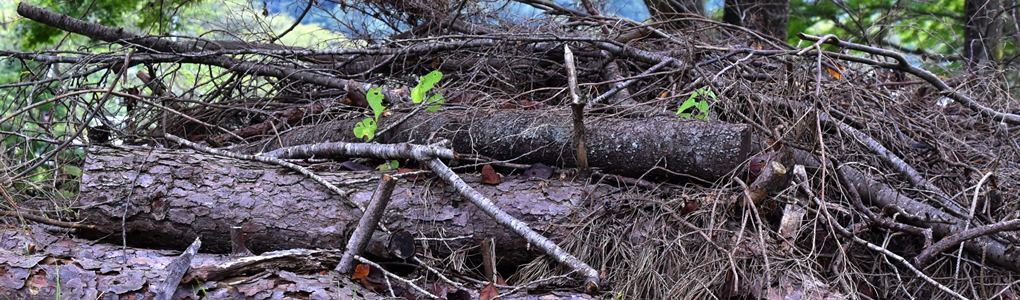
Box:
[3,1,1020,299]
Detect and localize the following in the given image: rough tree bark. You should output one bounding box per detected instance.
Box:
[234,109,752,182]
[964,0,1004,66]
[642,0,705,29]
[76,145,626,266]
[723,0,790,40]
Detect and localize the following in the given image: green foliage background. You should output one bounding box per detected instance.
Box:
[787,0,1015,70]
[16,0,199,50]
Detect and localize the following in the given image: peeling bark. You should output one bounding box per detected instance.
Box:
[77,146,624,266]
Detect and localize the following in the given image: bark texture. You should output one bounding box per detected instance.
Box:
[723,0,790,40]
[0,226,595,300]
[964,0,1003,66]
[77,146,623,265]
[235,109,752,182]
[642,0,705,30]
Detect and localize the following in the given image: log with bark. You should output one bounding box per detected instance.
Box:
[233,109,752,182]
[76,145,626,266]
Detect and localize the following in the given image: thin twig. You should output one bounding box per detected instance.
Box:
[793,165,969,300]
[798,33,1020,124]
[353,255,438,299]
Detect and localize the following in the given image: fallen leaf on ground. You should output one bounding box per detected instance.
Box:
[481,164,500,184]
[351,264,370,279]
[480,282,498,300]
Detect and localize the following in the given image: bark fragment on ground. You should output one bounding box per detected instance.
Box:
[0,226,597,300]
[77,145,623,266]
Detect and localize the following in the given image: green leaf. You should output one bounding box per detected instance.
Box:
[425,98,445,112]
[426,93,443,104]
[702,89,716,100]
[695,100,709,113]
[62,165,82,177]
[411,70,443,104]
[677,98,698,116]
[377,160,399,171]
[366,87,385,120]
[420,70,443,91]
[412,86,425,104]
[353,118,376,141]
[56,189,76,199]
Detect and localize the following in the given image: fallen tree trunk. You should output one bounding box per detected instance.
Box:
[234,109,752,182]
[77,145,623,266]
[0,226,596,300]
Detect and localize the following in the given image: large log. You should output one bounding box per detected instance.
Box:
[77,146,623,265]
[235,109,752,182]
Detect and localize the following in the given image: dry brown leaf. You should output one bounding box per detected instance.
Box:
[480,282,498,300]
[680,200,699,216]
[351,264,370,279]
[481,164,500,185]
[826,67,841,80]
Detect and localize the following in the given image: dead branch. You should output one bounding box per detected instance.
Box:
[792,165,969,300]
[16,2,404,106]
[424,156,600,291]
[261,139,601,289]
[791,149,1020,273]
[798,33,1020,124]
[915,219,1020,267]
[337,175,397,273]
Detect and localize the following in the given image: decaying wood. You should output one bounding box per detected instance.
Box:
[422,156,600,290]
[11,1,1019,298]
[0,226,597,299]
[236,109,752,182]
[77,145,624,266]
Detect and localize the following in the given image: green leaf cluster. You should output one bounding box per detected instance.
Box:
[676,88,714,120]
[354,70,444,141]
[354,87,385,141]
[15,0,198,50]
[787,0,965,57]
[377,160,399,171]
[411,70,445,112]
